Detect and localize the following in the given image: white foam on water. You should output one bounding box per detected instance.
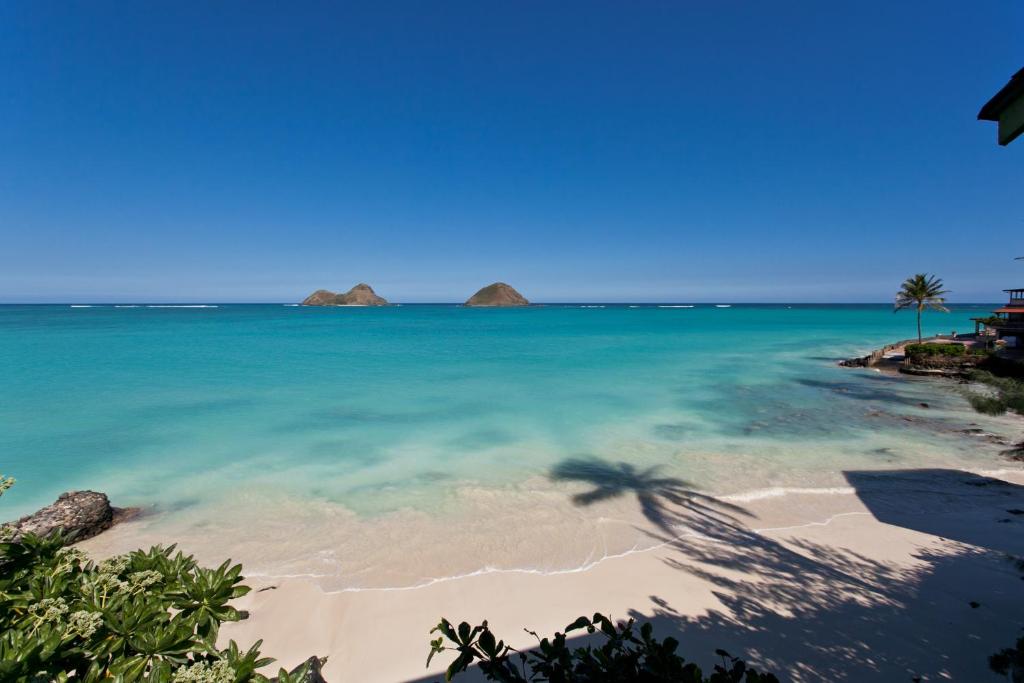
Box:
[752,511,872,534]
[146,305,219,308]
[283,304,299,307]
[715,304,732,308]
[657,305,695,308]
[252,508,876,594]
[69,305,93,308]
[721,486,857,503]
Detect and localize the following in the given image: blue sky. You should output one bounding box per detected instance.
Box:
[2,1,1022,303]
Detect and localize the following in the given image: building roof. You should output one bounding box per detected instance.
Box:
[1004,288,1024,293]
[979,67,1024,121]
[994,307,1024,314]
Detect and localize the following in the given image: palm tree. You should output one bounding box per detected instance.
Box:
[894,273,949,342]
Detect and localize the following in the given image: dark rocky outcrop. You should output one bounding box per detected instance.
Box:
[2,490,137,543]
[464,282,529,307]
[302,284,388,306]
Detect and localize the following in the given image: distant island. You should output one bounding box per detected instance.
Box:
[302,283,388,306]
[464,282,529,307]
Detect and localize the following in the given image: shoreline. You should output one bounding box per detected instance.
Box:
[227,465,1024,596]
[76,455,1024,594]
[216,467,1024,682]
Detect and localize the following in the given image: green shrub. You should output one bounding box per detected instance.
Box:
[427,613,779,682]
[904,343,970,358]
[965,370,1024,416]
[976,316,1004,328]
[0,474,318,683]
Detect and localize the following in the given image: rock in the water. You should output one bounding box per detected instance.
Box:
[2,490,131,542]
[464,282,529,307]
[301,283,388,306]
[302,289,340,306]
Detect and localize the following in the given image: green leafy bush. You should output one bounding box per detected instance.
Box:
[976,316,1004,328]
[0,474,319,683]
[904,343,973,358]
[427,613,778,682]
[965,370,1024,416]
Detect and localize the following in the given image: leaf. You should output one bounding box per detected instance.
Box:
[426,637,445,668]
[445,651,471,681]
[478,629,497,656]
[564,616,591,633]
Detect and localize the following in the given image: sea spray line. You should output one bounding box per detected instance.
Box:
[721,469,1024,504]
[751,512,871,534]
[721,486,857,503]
[248,510,874,594]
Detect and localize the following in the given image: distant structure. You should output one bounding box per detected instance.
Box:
[978,67,1024,145]
[973,288,1024,347]
[301,283,388,306]
[464,282,529,307]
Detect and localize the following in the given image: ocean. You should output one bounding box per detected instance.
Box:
[1,303,1018,589]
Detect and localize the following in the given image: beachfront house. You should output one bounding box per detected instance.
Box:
[978,67,1024,145]
[973,289,1024,346]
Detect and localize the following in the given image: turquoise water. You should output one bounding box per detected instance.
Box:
[1,303,1018,587]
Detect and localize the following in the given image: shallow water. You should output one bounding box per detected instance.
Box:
[2,303,1020,588]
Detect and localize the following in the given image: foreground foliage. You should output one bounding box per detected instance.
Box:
[991,635,1024,682]
[0,473,316,683]
[427,614,779,682]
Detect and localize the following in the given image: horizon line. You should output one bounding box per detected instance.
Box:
[0,301,1003,307]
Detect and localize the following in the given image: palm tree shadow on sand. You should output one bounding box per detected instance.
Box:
[407,464,1024,681]
[548,457,753,538]
[540,460,1024,682]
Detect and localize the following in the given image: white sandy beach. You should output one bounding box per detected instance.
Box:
[196,467,1024,682]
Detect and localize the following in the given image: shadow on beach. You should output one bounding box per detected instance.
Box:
[547,457,752,536]
[407,462,1024,682]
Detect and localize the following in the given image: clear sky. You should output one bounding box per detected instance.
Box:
[2,2,1022,303]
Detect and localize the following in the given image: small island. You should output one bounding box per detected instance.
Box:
[302,283,388,306]
[464,282,529,307]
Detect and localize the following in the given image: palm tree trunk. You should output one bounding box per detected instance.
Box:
[917,305,922,343]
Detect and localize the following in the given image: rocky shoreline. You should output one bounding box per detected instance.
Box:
[839,336,1024,463]
[2,490,140,543]
[838,335,986,377]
